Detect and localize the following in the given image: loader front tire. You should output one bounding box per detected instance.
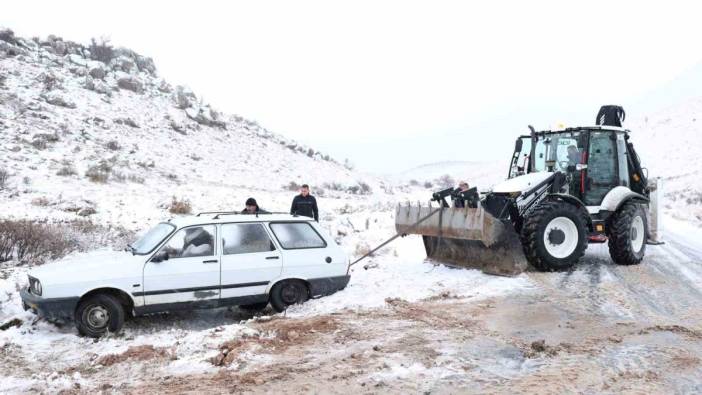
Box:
[608,202,647,265]
[521,200,588,271]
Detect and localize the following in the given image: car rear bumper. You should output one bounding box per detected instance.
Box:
[20,288,79,321]
[308,275,351,298]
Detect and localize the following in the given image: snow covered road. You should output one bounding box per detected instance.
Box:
[1,216,702,393]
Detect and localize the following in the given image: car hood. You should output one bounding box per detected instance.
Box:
[30,249,145,284]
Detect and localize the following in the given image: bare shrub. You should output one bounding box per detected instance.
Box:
[31,197,50,207]
[168,197,192,214]
[359,182,372,194]
[423,181,433,189]
[85,163,111,183]
[22,176,31,185]
[31,139,47,150]
[0,220,74,263]
[56,166,77,176]
[0,169,8,190]
[89,37,114,63]
[166,173,178,181]
[409,179,420,186]
[322,182,344,192]
[128,174,144,184]
[286,181,301,191]
[437,174,455,189]
[105,140,121,151]
[111,171,126,183]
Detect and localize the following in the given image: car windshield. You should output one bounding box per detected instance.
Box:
[130,223,175,255]
[532,131,586,173]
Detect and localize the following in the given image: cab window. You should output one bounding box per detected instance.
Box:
[221,223,276,255]
[158,225,215,259]
[270,222,326,249]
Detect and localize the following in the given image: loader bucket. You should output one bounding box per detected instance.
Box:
[395,203,528,276]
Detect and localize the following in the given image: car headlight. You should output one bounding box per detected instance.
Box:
[28,276,42,296]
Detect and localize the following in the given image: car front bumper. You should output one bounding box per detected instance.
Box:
[308,275,351,298]
[20,288,80,321]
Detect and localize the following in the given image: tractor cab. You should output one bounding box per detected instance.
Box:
[508,126,648,207]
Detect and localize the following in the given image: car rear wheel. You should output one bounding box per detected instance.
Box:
[270,280,309,313]
[75,294,125,338]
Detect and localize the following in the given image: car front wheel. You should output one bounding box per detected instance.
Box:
[270,280,309,313]
[75,294,125,338]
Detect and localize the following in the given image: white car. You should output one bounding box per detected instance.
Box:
[20,212,350,337]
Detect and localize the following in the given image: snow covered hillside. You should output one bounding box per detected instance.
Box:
[394,160,505,192]
[630,98,702,226]
[0,28,385,231]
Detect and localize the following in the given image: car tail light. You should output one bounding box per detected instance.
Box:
[28,276,42,296]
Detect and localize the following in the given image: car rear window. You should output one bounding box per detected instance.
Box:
[269,222,326,249]
[222,223,275,255]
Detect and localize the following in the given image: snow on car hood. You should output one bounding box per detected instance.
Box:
[29,249,145,284]
[491,172,553,194]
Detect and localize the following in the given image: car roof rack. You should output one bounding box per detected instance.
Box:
[195,211,298,219]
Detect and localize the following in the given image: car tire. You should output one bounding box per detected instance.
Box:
[75,294,125,338]
[521,200,588,271]
[239,302,269,312]
[608,202,647,265]
[270,280,309,313]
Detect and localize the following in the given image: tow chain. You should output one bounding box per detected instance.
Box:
[348,207,442,267]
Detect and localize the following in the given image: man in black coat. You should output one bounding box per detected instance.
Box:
[241,197,269,214]
[290,184,319,221]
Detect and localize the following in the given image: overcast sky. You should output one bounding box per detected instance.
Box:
[3,1,702,173]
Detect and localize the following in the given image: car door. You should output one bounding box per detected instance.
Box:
[268,221,347,279]
[142,225,220,306]
[219,223,282,300]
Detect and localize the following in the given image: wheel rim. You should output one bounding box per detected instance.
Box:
[85,305,110,329]
[631,215,645,253]
[280,283,301,305]
[543,217,579,259]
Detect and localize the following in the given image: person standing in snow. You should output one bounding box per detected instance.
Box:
[241,198,268,214]
[290,184,319,221]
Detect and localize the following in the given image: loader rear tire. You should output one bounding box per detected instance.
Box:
[521,200,588,271]
[608,202,647,265]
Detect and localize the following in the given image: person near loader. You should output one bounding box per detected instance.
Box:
[567,145,581,166]
[290,184,319,221]
[453,181,479,208]
[241,197,268,214]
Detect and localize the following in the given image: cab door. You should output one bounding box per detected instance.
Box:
[141,225,220,306]
[219,223,282,300]
[584,131,619,206]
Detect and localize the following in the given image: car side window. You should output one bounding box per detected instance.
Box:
[222,223,276,255]
[159,225,215,259]
[270,222,326,249]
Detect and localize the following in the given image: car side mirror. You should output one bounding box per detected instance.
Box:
[151,250,169,263]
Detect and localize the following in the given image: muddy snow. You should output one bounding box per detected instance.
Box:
[1,218,702,393]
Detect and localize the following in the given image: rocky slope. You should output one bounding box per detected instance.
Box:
[0,28,385,230]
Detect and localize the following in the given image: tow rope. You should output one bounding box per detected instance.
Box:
[348,207,442,267]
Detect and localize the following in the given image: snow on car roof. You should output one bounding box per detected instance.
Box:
[167,213,313,228]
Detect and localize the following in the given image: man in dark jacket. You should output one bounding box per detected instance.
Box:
[290,184,319,221]
[241,198,269,214]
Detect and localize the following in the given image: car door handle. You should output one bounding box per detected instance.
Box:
[202,259,219,264]
[265,256,280,260]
